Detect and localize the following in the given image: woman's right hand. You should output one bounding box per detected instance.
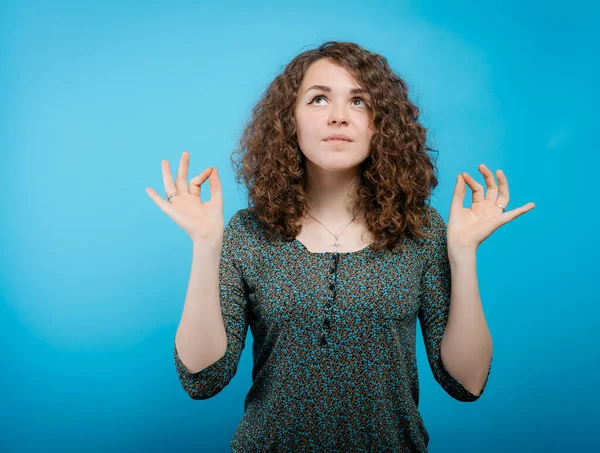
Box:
[146,151,224,245]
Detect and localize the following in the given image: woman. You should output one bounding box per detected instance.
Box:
[146,41,535,452]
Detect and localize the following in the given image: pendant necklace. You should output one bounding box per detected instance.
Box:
[306,211,356,253]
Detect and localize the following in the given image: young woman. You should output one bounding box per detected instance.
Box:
[146,41,535,452]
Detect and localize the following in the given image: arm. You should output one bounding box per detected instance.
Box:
[175,242,227,374]
[418,206,492,402]
[441,251,492,397]
[174,210,250,400]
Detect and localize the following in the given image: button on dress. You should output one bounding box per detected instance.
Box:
[174,205,492,452]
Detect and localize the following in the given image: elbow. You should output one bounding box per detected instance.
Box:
[457,371,490,402]
[463,379,485,399]
[450,386,484,403]
[182,382,226,400]
[464,359,492,400]
[188,390,218,401]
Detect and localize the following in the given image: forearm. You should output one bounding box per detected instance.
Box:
[441,251,492,396]
[175,242,227,373]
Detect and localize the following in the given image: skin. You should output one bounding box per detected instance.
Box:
[441,165,536,395]
[292,59,538,394]
[448,165,536,255]
[293,58,374,228]
[146,59,537,394]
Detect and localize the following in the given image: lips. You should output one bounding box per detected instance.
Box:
[324,134,352,142]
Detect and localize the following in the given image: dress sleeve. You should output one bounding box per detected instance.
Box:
[174,209,251,400]
[417,206,492,402]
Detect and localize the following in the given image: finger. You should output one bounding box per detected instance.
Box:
[209,167,223,210]
[162,160,177,198]
[479,164,499,203]
[461,172,485,204]
[496,169,510,209]
[451,174,467,211]
[146,187,175,217]
[189,168,213,198]
[175,151,190,193]
[496,202,536,226]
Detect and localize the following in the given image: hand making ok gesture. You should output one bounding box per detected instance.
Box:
[447,163,536,256]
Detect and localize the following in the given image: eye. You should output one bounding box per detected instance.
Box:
[351,97,367,107]
[309,95,327,105]
[309,95,368,107]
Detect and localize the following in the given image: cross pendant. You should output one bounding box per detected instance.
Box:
[332,236,341,253]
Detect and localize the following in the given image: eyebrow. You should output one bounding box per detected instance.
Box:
[304,85,367,95]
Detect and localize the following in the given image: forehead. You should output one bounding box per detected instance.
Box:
[300,59,361,89]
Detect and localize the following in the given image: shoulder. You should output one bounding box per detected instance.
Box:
[226,207,249,228]
[423,204,447,232]
[224,208,251,236]
[415,204,448,252]
[227,207,261,232]
[224,207,265,245]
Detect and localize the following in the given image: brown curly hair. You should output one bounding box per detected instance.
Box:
[230,40,441,253]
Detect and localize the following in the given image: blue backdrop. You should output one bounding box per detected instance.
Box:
[2,0,597,452]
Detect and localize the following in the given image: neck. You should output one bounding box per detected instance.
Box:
[303,162,362,225]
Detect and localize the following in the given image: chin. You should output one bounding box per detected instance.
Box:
[314,161,365,173]
[302,150,369,171]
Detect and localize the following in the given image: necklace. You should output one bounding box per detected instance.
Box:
[306,211,356,253]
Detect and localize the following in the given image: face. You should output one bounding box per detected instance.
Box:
[294,58,374,173]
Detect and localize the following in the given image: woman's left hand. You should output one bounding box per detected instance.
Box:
[447,163,536,255]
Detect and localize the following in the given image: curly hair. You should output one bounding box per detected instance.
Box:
[230,41,441,253]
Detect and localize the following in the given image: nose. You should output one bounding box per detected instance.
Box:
[328,104,349,125]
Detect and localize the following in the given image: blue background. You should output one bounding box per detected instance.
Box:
[2,0,598,451]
